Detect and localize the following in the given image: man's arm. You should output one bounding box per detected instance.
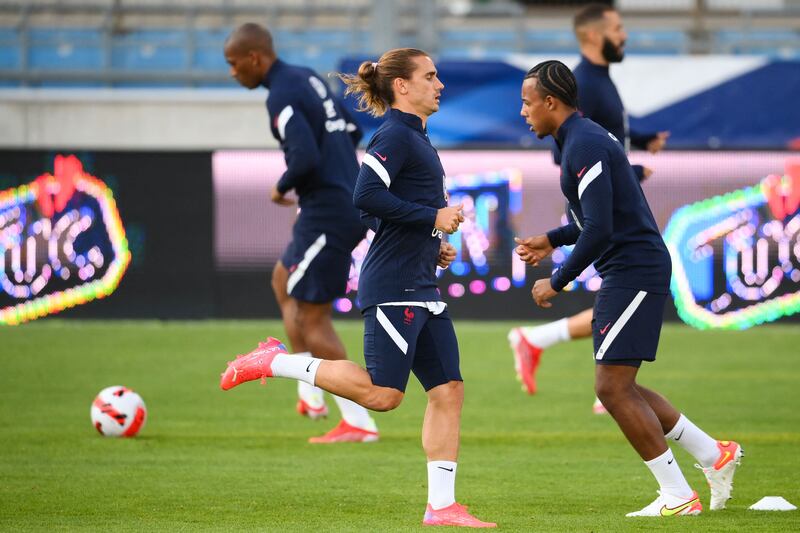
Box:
[338,98,363,147]
[631,129,669,153]
[549,149,613,292]
[353,132,438,227]
[269,97,321,196]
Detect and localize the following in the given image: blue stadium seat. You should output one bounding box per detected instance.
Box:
[27,27,104,70]
[111,29,188,70]
[0,28,20,69]
[714,29,799,56]
[523,29,577,53]
[626,30,688,55]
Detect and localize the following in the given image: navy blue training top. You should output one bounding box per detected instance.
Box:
[353,109,447,309]
[545,112,671,294]
[573,56,656,153]
[262,59,364,240]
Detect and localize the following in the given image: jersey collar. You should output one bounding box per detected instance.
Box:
[261,58,286,89]
[578,55,610,74]
[554,111,582,146]
[388,108,426,133]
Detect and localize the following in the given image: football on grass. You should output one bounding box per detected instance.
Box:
[90,386,147,437]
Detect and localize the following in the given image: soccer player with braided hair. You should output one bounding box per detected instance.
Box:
[509,4,670,410]
[221,47,495,528]
[517,60,743,516]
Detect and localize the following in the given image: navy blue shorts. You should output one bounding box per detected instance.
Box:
[281,229,355,304]
[362,305,462,393]
[592,287,667,367]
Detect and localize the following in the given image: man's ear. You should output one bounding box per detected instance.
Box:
[394,77,407,95]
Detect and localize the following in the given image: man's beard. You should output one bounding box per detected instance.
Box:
[601,37,625,63]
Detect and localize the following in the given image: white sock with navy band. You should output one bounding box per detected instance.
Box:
[427,461,457,510]
[269,353,320,385]
[521,317,570,349]
[644,448,693,499]
[665,414,720,468]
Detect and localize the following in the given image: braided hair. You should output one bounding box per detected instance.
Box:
[524,60,578,109]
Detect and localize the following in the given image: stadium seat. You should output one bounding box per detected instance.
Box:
[27,28,104,70]
[111,29,188,70]
[0,28,21,70]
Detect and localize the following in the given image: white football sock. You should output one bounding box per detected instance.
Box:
[427,461,457,510]
[270,353,320,385]
[521,317,570,349]
[665,414,720,468]
[644,448,693,499]
[333,395,377,432]
[298,381,326,409]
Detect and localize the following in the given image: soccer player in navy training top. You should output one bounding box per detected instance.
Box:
[509,4,670,411]
[223,23,380,443]
[517,60,742,516]
[220,47,496,528]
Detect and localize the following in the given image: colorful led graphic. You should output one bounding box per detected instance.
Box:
[664,160,800,329]
[0,155,131,325]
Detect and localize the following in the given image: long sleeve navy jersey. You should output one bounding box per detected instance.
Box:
[545,113,671,294]
[262,59,363,233]
[353,109,447,309]
[573,56,656,153]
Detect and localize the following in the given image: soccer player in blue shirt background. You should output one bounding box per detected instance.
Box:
[516,60,742,516]
[221,47,496,528]
[509,4,670,410]
[223,23,380,443]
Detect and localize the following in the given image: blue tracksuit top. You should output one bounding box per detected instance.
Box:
[574,56,657,153]
[353,108,447,309]
[262,59,364,239]
[545,112,671,294]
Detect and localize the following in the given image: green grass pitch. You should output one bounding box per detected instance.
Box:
[1,320,798,531]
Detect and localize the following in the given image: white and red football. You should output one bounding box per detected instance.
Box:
[90,386,147,437]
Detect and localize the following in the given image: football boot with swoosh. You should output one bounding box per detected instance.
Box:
[220,337,287,391]
[626,490,702,517]
[696,440,744,510]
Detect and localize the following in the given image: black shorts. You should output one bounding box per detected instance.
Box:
[592,287,667,367]
[362,305,462,393]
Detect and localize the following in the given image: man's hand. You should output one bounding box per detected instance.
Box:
[271,185,295,206]
[532,278,557,308]
[437,241,456,269]
[514,235,554,267]
[646,131,670,154]
[435,203,464,234]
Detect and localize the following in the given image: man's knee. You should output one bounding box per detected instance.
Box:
[428,380,464,406]
[295,301,332,329]
[594,368,634,404]
[364,387,404,412]
[271,262,288,299]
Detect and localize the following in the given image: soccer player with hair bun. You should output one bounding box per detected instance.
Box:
[221,46,496,528]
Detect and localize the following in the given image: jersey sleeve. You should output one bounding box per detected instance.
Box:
[267,94,321,195]
[550,146,614,292]
[353,130,438,227]
[546,206,581,247]
[338,98,363,147]
[629,129,657,151]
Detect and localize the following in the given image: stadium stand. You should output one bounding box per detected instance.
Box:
[0,0,797,87]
